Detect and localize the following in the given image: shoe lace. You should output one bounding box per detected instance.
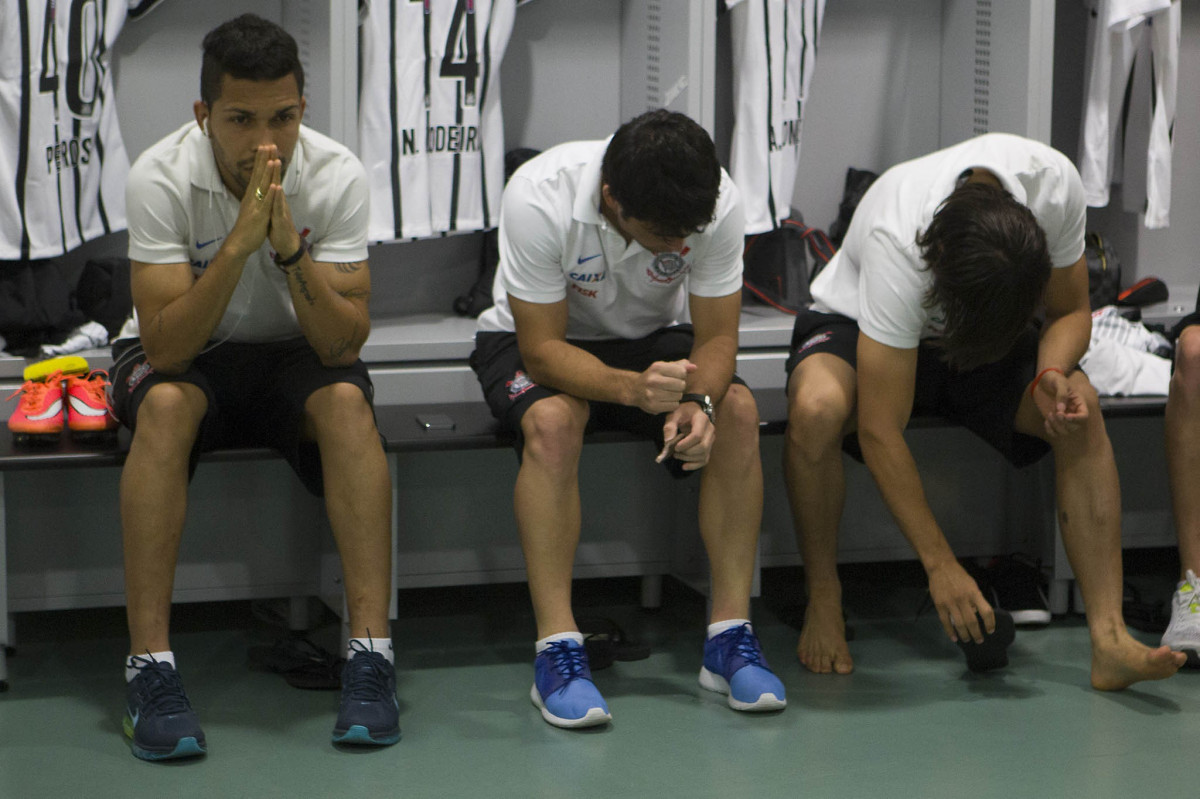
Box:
[75,370,111,401]
[8,370,63,410]
[544,640,590,682]
[715,623,765,667]
[344,640,390,701]
[129,654,192,715]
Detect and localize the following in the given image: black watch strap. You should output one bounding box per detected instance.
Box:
[274,236,309,270]
[680,392,715,422]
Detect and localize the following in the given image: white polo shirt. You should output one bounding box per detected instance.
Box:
[125,122,369,343]
[810,133,1087,350]
[476,139,745,341]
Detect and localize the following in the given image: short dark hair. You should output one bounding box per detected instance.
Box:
[916,182,1052,371]
[200,14,304,106]
[600,109,721,238]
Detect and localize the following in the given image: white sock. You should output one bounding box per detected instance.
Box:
[347,637,394,665]
[707,619,751,639]
[126,650,175,683]
[536,631,584,653]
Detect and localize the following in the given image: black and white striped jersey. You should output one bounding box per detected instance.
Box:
[726,0,825,235]
[358,0,520,242]
[0,0,162,261]
[1078,0,1179,229]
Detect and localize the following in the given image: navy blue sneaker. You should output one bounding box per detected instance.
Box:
[124,656,207,761]
[531,639,612,728]
[699,623,787,712]
[332,642,400,746]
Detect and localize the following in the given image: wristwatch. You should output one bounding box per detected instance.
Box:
[681,393,715,424]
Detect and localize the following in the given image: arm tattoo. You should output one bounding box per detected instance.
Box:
[332,262,363,274]
[328,321,360,361]
[289,265,317,306]
[338,287,371,300]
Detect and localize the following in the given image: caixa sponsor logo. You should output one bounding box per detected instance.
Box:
[568,271,606,283]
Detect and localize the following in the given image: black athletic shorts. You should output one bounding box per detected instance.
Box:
[110,337,377,496]
[470,325,747,475]
[785,307,1049,468]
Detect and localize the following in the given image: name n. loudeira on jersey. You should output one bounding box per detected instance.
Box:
[358,0,522,242]
[0,0,163,261]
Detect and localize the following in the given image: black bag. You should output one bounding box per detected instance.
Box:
[453,147,542,318]
[828,167,879,248]
[1085,232,1121,310]
[75,256,133,338]
[742,217,835,314]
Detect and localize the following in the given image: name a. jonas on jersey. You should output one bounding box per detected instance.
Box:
[45,135,95,175]
[401,124,481,155]
[768,118,803,152]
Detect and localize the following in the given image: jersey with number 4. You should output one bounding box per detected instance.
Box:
[0,0,162,261]
[359,0,518,241]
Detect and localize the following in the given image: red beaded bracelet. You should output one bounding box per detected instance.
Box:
[1029,367,1065,398]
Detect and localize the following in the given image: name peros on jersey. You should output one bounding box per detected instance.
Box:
[0,0,162,261]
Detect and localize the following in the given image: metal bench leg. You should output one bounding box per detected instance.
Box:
[640,574,663,609]
[1,474,9,691]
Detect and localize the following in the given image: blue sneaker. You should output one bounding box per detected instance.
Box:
[531,639,612,728]
[699,623,787,711]
[332,642,401,746]
[124,656,207,761]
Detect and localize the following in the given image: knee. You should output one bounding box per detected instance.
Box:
[520,397,587,468]
[715,384,759,437]
[307,383,375,436]
[136,383,206,438]
[1173,327,1200,395]
[786,383,852,457]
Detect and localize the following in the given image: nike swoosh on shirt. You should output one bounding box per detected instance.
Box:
[576,253,601,264]
[195,237,220,249]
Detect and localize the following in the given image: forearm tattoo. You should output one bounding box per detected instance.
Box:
[289,264,316,306]
[332,262,363,274]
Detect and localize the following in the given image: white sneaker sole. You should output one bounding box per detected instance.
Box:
[1009,608,1052,626]
[698,667,787,712]
[529,684,612,728]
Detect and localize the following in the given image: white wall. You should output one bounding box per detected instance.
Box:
[788,0,943,230]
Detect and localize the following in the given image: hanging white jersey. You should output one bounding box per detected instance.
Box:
[1078,0,1179,229]
[725,0,825,235]
[0,0,163,261]
[359,0,519,242]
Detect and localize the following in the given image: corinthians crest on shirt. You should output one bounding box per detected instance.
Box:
[646,246,692,285]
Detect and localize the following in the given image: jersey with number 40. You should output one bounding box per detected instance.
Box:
[0,0,162,261]
[359,0,519,241]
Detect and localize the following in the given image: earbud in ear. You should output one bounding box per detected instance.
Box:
[203,119,210,137]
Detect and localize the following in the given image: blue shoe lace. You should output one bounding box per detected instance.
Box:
[544,640,591,683]
[708,623,774,679]
[343,640,392,701]
[129,655,194,717]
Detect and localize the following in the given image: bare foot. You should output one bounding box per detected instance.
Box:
[1090,634,1185,691]
[798,600,854,674]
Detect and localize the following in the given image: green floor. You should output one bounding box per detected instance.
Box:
[0,556,1193,798]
